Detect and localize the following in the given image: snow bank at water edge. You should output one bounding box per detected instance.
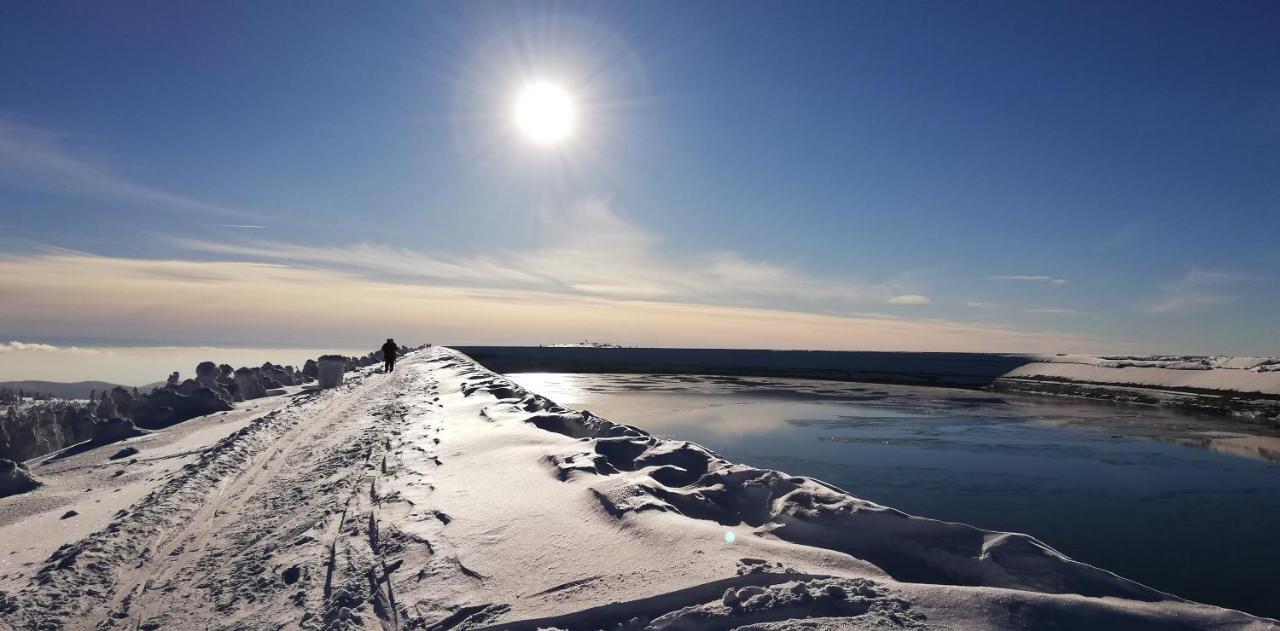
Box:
[0,347,1272,629]
[458,346,1280,424]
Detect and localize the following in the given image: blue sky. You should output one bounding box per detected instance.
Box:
[2,1,1278,358]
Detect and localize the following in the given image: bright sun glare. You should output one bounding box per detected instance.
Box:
[514,81,576,145]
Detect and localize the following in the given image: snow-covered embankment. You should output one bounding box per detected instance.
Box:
[0,348,1273,629]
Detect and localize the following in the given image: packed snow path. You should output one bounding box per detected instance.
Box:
[1,349,1274,630]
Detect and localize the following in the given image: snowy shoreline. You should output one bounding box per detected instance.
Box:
[457,346,1280,425]
[1,348,1275,629]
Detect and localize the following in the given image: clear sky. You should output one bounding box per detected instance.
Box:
[2,1,1278,370]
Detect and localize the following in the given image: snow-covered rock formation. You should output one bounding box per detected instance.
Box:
[1,355,335,463]
[0,458,39,497]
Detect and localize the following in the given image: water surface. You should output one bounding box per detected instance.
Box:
[509,372,1280,619]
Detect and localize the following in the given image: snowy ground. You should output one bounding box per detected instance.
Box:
[1,348,1274,629]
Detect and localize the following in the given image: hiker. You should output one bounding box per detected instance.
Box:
[381,338,398,373]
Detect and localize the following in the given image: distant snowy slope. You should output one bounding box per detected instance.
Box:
[1015,355,1280,395]
[0,380,132,400]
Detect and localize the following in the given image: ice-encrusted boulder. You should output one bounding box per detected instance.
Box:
[1,402,99,462]
[194,362,236,404]
[91,417,145,444]
[60,406,96,445]
[318,355,347,388]
[95,393,118,419]
[302,359,319,380]
[261,363,295,387]
[196,362,221,389]
[0,458,40,497]
[1,406,15,458]
[233,368,268,400]
[109,386,136,418]
[131,387,233,429]
[256,367,283,390]
[214,364,244,401]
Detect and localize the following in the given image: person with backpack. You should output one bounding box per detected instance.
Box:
[381,338,398,373]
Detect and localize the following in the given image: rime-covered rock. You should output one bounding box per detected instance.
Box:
[91,417,145,443]
[193,362,235,404]
[318,355,347,388]
[302,359,319,380]
[0,406,15,458]
[110,386,137,417]
[131,387,232,429]
[61,406,96,445]
[196,362,221,389]
[233,368,268,400]
[261,363,296,387]
[95,394,118,419]
[0,458,39,497]
[256,366,284,389]
[223,378,243,402]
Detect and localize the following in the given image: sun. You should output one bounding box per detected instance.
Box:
[513,81,577,145]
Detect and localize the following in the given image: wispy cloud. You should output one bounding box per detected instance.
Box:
[0,341,106,355]
[965,301,1002,309]
[0,249,1101,354]
[0,116,256,218]
[175,198,927,310]
[1145,268,1252,315]
[1026,308,1091,317]
[988,275,1068,285]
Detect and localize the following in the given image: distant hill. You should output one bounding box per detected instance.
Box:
[0,380,138,400]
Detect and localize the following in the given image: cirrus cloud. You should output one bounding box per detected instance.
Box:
[1144,268,1253,315]
[987,275,1068,285]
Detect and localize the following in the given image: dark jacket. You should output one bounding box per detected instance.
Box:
[381,342,398,359]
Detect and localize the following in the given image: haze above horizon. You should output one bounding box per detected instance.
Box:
[2,2,1278,365]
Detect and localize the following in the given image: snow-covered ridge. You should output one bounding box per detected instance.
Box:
[1034,354,1280,373]
[1005,355,1280,402]
[438,349,1273,628]
[2,348,1273,629]
[453,354,1170,601]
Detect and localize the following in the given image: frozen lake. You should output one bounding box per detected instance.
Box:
[508,372,1280,618]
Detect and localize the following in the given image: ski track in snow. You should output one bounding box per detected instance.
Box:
[0,348,1275,630]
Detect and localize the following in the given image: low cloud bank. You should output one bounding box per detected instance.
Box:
[0,343,365,385]
[0,248,1101,375]
[0,342,105,355]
